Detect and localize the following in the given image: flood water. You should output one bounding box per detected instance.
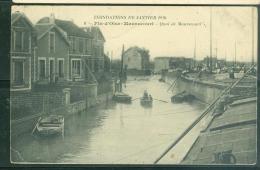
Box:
[11,76,207,164]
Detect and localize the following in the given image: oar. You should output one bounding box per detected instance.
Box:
[153,98,168,103]
[131,97,141,101]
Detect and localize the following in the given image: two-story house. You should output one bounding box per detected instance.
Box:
[82,27,105,73]
[36,15,93,82]
[11,12,36,91]
[35,15,70,84]
[123,46,150,72]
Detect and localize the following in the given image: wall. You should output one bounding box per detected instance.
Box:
[37,27,69,81]
[10,91,65,120]
[154,58,170,73]
[11,99,86,137]
[123,49,142,70]
[166,74,256,103]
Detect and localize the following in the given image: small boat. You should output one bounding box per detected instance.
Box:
[171,91,195,103]
[159,78,165,82]
[140,97,153,107]
[113,92,132,103]
[35,115,64,136]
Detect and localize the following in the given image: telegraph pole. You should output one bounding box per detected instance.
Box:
[193,34,197,69]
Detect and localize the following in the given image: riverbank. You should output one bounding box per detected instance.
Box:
[165,72,256,103]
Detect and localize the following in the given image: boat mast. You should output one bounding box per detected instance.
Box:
[225,49,227,66]
[110,51,113,72]
[209,7,212,73]
[215,40,218,68]
[193,34,196,69]
[234,41,237,67]
[210,7,213,73]
[252,8,255,66]
[120,45,125,92]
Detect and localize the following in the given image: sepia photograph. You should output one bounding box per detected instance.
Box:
[10,5,257,164]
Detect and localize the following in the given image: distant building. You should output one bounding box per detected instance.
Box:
[11,12,36,91]
[36,15,93,82]
[154,56,196,73]
[123,46,150,71]
[35,17,70,83]
[154,57,171,73]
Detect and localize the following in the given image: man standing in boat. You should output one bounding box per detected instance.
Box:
[143,90,148,99]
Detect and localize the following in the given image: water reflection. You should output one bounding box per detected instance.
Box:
[11,76,206,164]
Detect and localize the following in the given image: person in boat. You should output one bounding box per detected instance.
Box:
[149,94,153,101]
[143,90,148,99]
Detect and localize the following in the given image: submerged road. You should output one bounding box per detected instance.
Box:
[11,76,206,164]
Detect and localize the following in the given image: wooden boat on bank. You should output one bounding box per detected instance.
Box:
[35,115,64,136]
[140,97,153,107]
[113,92,132,103]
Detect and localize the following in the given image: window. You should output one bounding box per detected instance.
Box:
[39,59,46,80]
[58,59,64,77]
[14,31,24,51]
[85,39,92,54]
[72,60,81,77]
[49,59,54,77]
[94,59,99,72]
[72,37,76,52]
[49,32,55,53]
[79,38,84,53]
[13,60,24,85]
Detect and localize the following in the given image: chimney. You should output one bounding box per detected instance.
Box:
[50,13,55,24]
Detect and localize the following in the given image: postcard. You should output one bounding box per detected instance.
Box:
[10,5,257,165]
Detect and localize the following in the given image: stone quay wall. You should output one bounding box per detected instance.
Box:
[166,74,256,103]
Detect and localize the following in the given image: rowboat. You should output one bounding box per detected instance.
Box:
[140,97,153,107]
[112,92,132,103]
[35,115,64,136]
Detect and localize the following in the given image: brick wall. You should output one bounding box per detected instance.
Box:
[10,91,65,120]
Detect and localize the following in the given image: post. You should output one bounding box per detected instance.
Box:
[63,88,71,105]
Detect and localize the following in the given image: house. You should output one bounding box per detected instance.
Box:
[154,57,171,73]
[11,12,36,91]
[34,15,70,84]
[36,14,93,82]
[154,56,195,73]
[82,26,106,73]
[123,46,150,72]
[169,57,194,70]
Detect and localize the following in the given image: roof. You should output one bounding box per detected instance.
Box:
[36,17,91,38]
[88,26,105,42]
[154,57,172,60]
[11,12,34,28]
[35,24,70,45]
[124,46,150,59]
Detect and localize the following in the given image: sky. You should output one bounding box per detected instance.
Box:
[12,6,258,62]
